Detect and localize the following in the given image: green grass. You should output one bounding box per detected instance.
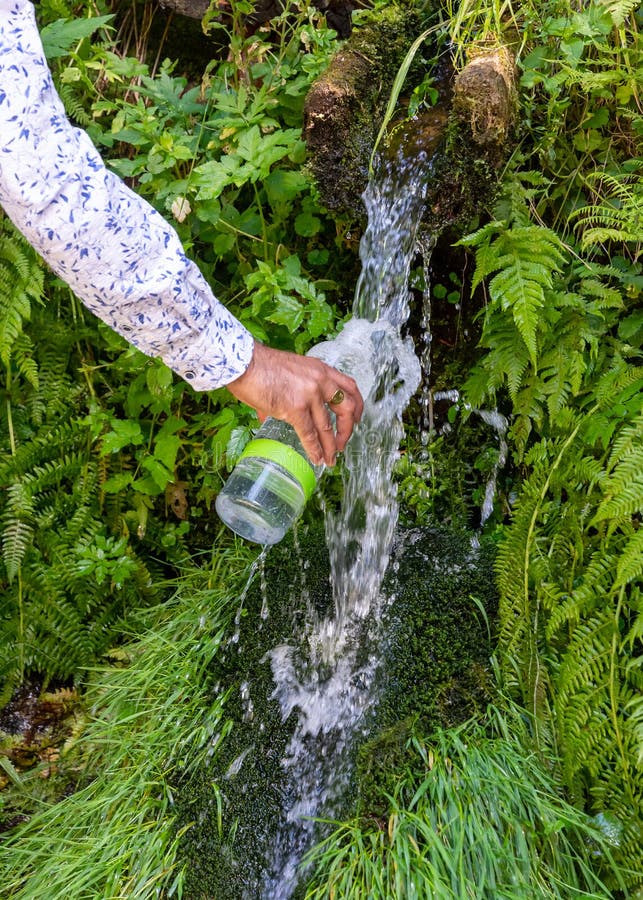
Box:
[303,707,627,899]
[0,542,257,900]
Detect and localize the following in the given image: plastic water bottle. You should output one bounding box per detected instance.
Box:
[215,318,420,545]
[215,416,323,545]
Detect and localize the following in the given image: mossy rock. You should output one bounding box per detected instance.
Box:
[304,2,437,219]
[356,527,497,818]
[175,523,334,898]
[175,521,496,897]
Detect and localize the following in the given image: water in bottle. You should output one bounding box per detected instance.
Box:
[215,416,322,545]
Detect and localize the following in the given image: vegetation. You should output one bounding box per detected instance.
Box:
[0,552,254,897]
[1,0,350,700]
[449,0,642,888]
[0,0,641,897]
[304,709,624,899]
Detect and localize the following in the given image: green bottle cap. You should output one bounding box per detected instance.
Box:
[239,438,317,500]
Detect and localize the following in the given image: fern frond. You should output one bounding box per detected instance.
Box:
[472,316,532,400]
[594,370,643,412]
[57,81,93,127]
[11,333,39,389]
[1,520,34,583]
[1,482,35,582]
[0,218,45,367]
[615,529,643,588]
[577,278,624,310]
[572,168,643,258]
[604,410,643,472]
[547,551,617,637]
[593,417,643,523]
[463,222,567,368]
[595,0,639,27]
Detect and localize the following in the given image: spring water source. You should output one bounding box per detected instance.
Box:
[258,156,430,898]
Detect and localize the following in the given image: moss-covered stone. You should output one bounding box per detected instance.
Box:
[175,523,334,898]
[175,520,496,897]
[303,9,517,236]
[356,527,497,817]
[303,2,436,219]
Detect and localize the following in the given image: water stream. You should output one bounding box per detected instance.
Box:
[259,154,429,898]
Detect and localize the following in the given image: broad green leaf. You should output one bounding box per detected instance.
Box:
[307,299,334,338]
[101,420,144,454]
[295,211,322,237]
[154,433,182,472]
[267,294,305,332]
[226,426,251,468]
[141,456,174,490]
[102,473,134,494]
[265,170,308,207]
[193,157,243,199]
[40,15,113,59]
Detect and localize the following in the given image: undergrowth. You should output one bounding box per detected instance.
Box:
[0,0,350,699]
[444,0,643,889]
[0,545,256,898]
[303,706,627,899]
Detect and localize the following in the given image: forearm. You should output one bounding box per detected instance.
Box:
[0,0,253,390]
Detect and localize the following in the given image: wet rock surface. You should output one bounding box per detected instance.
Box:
[175,521,496,899]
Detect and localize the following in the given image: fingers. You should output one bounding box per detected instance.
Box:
[325,371,363,453]
[291,411,326,466]
[226,343,365,466]
[332,370,364,423]
[310,401,337,467]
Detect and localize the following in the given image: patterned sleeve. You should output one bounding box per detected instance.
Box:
[0,0,254,391]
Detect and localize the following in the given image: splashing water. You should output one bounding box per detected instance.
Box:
[261,156,429,898]
[432,390,509,528]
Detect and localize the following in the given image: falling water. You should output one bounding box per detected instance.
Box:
[415,228,436,438]
[432,389,509,528]
[261,155,429,898]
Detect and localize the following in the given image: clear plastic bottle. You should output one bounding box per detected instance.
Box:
[215,417,323,545]
[215,318,418,545]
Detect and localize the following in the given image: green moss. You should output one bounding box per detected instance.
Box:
[304,3,439,219]
[356,527,497,818]
[175,521,496,897]
[175,523,334,898]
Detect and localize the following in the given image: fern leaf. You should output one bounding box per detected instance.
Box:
[573,168,643,256]
[593,421,643,523]
[2,520,33,582]
[57,81,93,127]
[0,218,45,366]
[546,551,617,637]
[488,226,566,367]
[604,411,643,471]
[2,480,35,582]
[473,317,532,399]
[11,333,39,389]
[615,530,643,588]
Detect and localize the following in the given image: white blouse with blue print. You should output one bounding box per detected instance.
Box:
[0,0,254,390]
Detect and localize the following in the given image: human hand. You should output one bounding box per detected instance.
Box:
[226,342,364,467]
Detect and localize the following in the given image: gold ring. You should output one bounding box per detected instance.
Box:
[329,389,345,406]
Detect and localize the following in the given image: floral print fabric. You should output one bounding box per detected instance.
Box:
[0,0,254,390]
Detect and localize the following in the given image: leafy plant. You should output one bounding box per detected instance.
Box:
[571,167,643,258]
[459,175,640,456]
[0,216,44,382]
[442,1,642,889]
[494,376,643,887]
[0,0,352,703]
[0,303,160,703]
